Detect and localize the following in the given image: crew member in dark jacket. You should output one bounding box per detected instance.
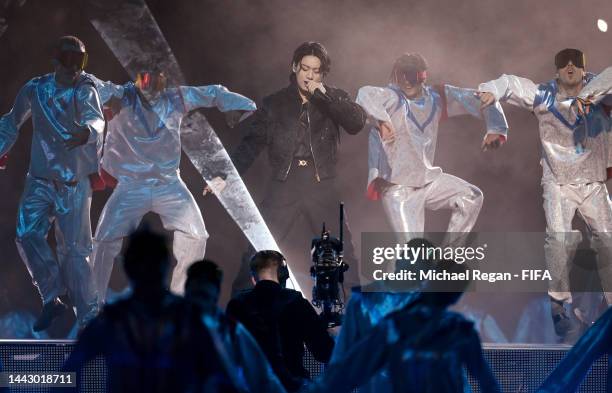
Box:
[226,250,335,392]
[229,41,366,289]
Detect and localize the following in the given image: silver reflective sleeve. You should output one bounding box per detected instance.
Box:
[179,85,256,113]
[359,85,397,189]
[444,84,508,136]
[0,79,33,156]
[478,74,538,111]
[367,127,391,189]
[356,85,396,123]
[75,81,106,146]
[578,66,612,105]
[88,76,126,104]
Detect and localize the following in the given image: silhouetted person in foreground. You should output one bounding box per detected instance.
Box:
[306,259,500,393]
[61,228,241,392]
[226,250,334,392]
[538,305,612,393]
[184,259,286,393]
[330,238,431,393]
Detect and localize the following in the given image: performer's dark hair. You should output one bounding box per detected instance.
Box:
[185,259,223,290]
[395,237,436,272]
[290,41,331,82]
[390,53,428,83]
[250,250,285,276]
[421,259,470,307]
[55,35,86,53]
[123,227,170,283]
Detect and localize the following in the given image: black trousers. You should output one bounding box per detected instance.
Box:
[233,161,358,298]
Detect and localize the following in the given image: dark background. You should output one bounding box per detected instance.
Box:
[0,0,610,340]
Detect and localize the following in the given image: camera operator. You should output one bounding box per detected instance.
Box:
[226,250,335,392]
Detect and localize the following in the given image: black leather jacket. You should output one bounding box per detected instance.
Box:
[232,83,366,181]
[226,280,335,391]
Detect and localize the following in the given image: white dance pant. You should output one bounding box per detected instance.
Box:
[543,182,612,304]
[91,177,208,299]
[381,173,483,242]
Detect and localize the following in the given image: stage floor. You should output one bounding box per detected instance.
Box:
[0,340,607,392]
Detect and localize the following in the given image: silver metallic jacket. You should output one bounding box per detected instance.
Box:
[357,84,508,192]
[96,81,256,183]
[0,73,105,182]
[479,73,612,185]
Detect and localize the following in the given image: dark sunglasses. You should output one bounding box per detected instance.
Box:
[555,49,585,69]
[57,51,88,71]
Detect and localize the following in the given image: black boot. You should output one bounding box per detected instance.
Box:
[550,297,582,344]
[33,297,68,332]
[551,298,570,335]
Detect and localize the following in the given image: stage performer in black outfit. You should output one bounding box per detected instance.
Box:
[223,41,367,289]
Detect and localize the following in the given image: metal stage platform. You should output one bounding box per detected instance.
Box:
[0,340,608,392]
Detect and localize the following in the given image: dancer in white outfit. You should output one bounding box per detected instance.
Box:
[92,71,256,301]
[478,49,612,341]
[357,53,508,240]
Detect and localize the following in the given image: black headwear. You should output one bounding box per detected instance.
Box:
[53,36,88,71]
[555,48,585,69]
[123,227,170,285]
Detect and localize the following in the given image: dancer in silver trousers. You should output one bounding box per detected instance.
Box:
[357,53,508,240]
[479,49,612,340]
[91,71,256,301]
[0,36,104,330]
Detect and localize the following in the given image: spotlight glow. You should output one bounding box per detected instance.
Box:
[597,19,608,32]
